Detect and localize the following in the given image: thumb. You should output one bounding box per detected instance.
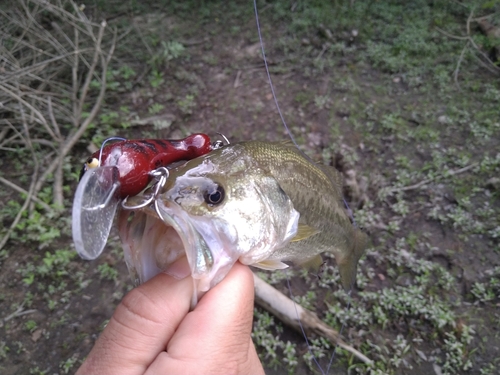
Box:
[76,273,193,375]
[146,262,265,375]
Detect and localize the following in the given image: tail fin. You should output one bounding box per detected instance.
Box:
[338,229,368,290]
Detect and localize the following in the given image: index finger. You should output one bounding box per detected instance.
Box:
[76,272,193,375]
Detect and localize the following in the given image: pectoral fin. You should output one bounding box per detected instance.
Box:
[290,224,320,242]
[252,259,289,270]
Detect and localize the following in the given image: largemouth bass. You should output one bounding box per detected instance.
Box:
[119,141,367,303]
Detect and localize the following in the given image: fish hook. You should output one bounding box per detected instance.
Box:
[212,132,231,149]
[121,167,169,210]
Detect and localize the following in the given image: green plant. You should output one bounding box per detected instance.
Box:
[60,354,78,374]
[97,263,119,282]
[0,341,10,359]
[177,94,196,115]
[149,70,164,89]
[29,366,49,375]
[149,41,185,70]
[148,103,165,115]
[24,320,37,333]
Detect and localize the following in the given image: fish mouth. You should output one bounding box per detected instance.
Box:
[118,196,236,298]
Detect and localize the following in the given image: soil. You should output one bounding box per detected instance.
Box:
[1,1,499,375]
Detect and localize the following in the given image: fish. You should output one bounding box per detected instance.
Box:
[118,140,367,304]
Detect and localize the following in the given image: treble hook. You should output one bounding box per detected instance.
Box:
[121,167,170,210]
[212,132,231,149]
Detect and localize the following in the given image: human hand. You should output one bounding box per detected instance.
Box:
[76,262,264,375]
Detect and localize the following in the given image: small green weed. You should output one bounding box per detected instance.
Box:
[0,341,10,359]
[97,263,119,282]
[177,94,196,115]
[252,309,298,374]
[29,366,49,375]
[149,70,164,89]
[149,41,185,70]
[148,103,165,115]
[24,320,37,333]
[60,354,78,374]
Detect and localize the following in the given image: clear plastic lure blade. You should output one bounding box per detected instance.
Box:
[72,166,120,260]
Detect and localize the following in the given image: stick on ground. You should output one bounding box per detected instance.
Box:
[253,273,373,365]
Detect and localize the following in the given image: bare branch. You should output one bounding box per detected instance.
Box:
[0,83,56,139]
[1,0,116,207]
[0,177,53,213]
[76,21,107,120]
[436,7,500,80]
[388,162,479,194]
[454,41,469,90]
[62,25,116,158]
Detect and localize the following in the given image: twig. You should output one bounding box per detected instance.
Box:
[388,162,479,194]
[435,27,468,41]
[233,70,242,88]
[50,23,116,206]
[253,273,373,365]
[0,51,86,84]
[466,7,474,37]
[72,24,80,128]
[47,96,61,139]
[76,20,107,121]
[468,34,500,72]
[0,127,9,143]
[0,177,52,212]
[0,70,39,249]
[132,18,154,56]
[454,41,469,89]
[2,304,37,322]
[0,156,37,251]
[0,83,56,139]
[435,7,500,79]
[61,24,116,158]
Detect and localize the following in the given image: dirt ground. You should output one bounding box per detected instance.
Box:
[1,1,499,374]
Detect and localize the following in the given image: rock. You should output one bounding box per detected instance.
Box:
[438,115,451,124]
[32,329,43,342]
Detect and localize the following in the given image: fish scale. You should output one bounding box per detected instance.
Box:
[229,141,365,289]
[120,140,367,301]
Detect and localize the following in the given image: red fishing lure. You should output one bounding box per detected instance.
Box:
[80,133,212,198]
[73,133,214,260]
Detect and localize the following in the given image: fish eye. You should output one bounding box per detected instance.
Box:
[204,185,225,206]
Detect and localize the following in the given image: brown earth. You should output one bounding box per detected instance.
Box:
[1,1,499,375]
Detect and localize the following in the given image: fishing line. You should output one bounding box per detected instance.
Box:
[252,0,300,151]
[284,269,325,375]
[252,1,354,374]
[251,0,357,226]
